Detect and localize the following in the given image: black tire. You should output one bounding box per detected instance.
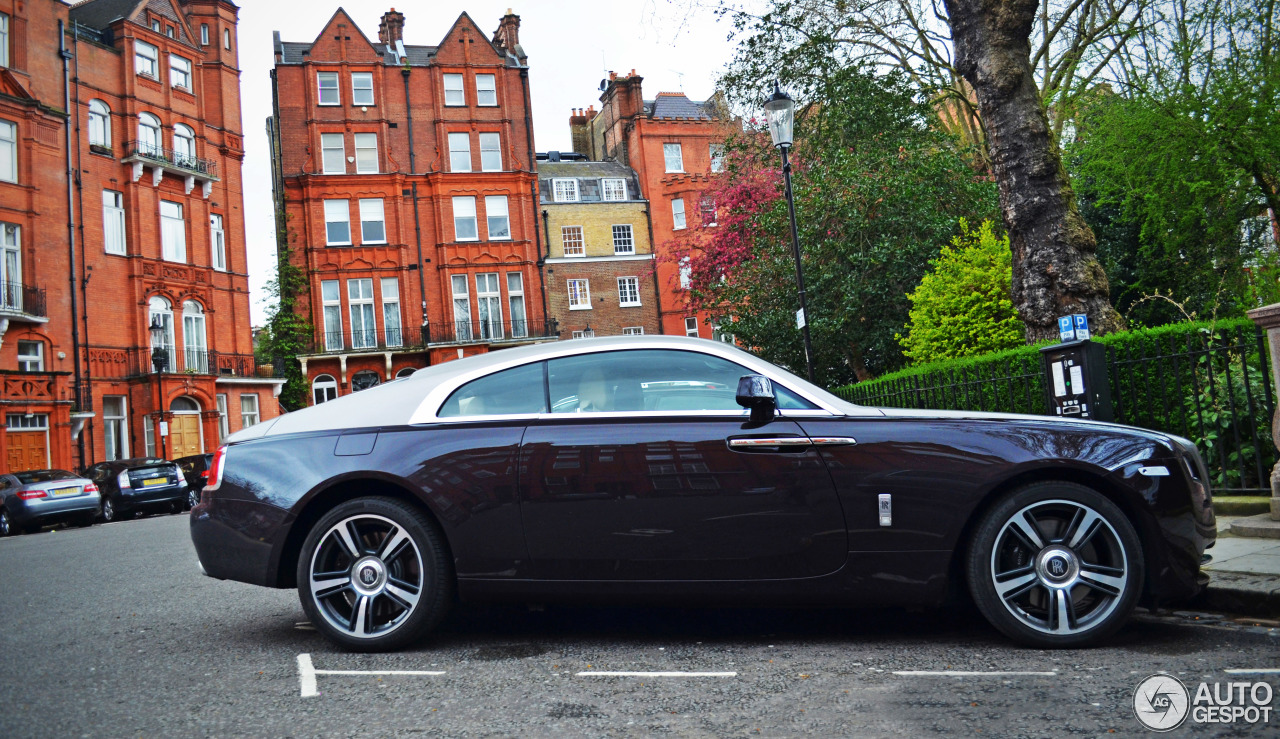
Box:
[296,497,453,652]
[187,486,201,510]
[0,509,12,537]
[966,481,1143,648]
[100,498,117,523]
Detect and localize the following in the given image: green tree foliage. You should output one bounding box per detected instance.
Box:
[899,219,1024,362]
[255,212,312,411]
[670,60,998,385]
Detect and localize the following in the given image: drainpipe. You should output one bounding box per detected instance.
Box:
[519,65,546,333]
[71,24,95,464]
[402,68,428,345]
[642,201,662,334]
[538,208,550,326]
[60,21,86,467]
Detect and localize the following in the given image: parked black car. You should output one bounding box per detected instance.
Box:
[192,336,1216,652]
[0,470,100,535]
[175,454,214,510]
[84,458,185,522]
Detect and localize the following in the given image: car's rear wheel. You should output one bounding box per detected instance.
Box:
[296,497,453,652]
[0,509,12,537]
[966,482,1143,648]
[100,499,116,523]
[187,487,201,510]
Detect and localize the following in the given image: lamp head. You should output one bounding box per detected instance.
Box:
[763,82,795,149]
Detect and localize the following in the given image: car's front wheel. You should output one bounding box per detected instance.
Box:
[100,498,116,523]
[296,497,453,652]
[0,509,12,537]
[966,482,1143,648]
[187,487,201,510]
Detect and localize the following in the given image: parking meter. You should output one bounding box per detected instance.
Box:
[1040,339,1114,422]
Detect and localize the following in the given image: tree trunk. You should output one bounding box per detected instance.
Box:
[945,0,1123,341]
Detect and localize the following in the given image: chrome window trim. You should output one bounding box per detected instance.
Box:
[424,408,838,425]
[407,340,860,425]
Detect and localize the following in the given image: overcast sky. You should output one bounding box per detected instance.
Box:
[236,0,736,323]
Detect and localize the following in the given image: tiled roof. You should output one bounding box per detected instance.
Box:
[538,161,643,204]
[649,93,713,121]
[277,41,437,66]
[69,0,140,31]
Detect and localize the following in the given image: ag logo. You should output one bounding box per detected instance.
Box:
[1134,673,1190,731]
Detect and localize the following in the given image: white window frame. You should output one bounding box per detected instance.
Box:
[475,273,503,339]
[320,133,345,174]
[568,279,591,310]
[479,132,501,172]
[311,376,337,405]
[451,274,472,340]
[353,133,378,173]
[0,119,13,183]
[561,225,584,257]
[224,29,232,50]
[144,415,155,457]
[148,296,175,357]
[452,196,478,241]
[317,71,340,105]
[507,272,527,338]
[1,223,20,306]
[323,200,351,245]
[351,72,374,106]
[612,224,635,255]
[448,132,471,172]
[622,326,644,335]
[17,340,43,371]
[700,195,718,227]
[382,278,402,348]
[103,396,129,461]
[200,24,209,46]
[617,276,641,307]
[173,123,196,163]
[240,394,260,428]
[182,300,208,373]
[321,280,343,351]
[485,195,510,240]
[216,394,229,440]
[160,200,186,262]
[663,142,683,173]
[135,41,159,78]
[685,316,699,337]
[710,143,725,173]
[672,198,686,230]
[89,100,112,148]
[210,213,226,270]
[103,190,126,255]
[475,74,497,106]
[571,329,595,340]
[679,256,692,289]
[602,178,627,201]
[359,199,386,244]
[170,54,192,90]
[443,73,465,106]
[137,113,162,156]
[553,179,579,202]
[0,13,8,69]
[347,279,376,350]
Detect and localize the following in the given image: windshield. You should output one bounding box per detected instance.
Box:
[15,470,76,484]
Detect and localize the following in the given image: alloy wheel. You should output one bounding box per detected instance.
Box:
[989,498,1129,636]
[307,513,425,640]
[0,510,10,536]
[101,499,115,522]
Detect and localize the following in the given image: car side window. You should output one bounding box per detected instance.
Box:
[438,362,548,417]
[547,349,817,413]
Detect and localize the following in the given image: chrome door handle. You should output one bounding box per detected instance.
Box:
[728,437,812,449]
[810,437,857,446]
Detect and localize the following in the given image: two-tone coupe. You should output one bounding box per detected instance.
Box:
[191,336,1215,651]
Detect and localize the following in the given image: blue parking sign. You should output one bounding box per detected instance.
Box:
[1058,316,1076,342]
[1074,314,1090,340]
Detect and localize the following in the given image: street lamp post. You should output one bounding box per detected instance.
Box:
[149,318,169,459]
[764,84,816,384]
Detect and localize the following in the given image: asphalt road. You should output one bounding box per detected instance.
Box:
[0,514,1276,738]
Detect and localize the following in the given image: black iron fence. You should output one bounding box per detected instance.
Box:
[310,319,558,354]
[0,281,48,318]
[123,140,219,179]
[91,347,282,379]
[839,322,1276,494]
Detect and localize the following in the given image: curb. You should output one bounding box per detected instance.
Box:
[1195,571,1280,617]
[1212,497,1273,516]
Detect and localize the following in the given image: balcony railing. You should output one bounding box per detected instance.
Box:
[0,281,47,319]
[122,140,219,179]
[88,347,282,379]
[309,319,559,355]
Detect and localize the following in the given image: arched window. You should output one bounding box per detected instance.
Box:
[312,374,337,405]
[89,100,111,148]
[148,296,175,372]
[351,370,380,392]
[171,396,200,412]
[138,112,162,156]
[173,123,195,165]
[395,367,417,379]
[182,300,208,373]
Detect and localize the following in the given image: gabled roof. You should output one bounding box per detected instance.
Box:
[647,93,718,121]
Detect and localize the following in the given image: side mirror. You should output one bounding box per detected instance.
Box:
[736,374,777,424]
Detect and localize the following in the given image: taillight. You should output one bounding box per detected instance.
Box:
[117,471,132,489]
[17,490,47,500]
[84,482,99,494]
[205,446,228,491]
[199,470,208,479]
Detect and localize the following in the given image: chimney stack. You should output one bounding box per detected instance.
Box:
[378,8,405,46]
[569,107,590,155]
[492,9,521,53]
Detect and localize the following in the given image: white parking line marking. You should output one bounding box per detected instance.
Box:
[576,671,737,677]
[1225,668,1280,674]
[893,670,1057,676]
[297,653,446,697]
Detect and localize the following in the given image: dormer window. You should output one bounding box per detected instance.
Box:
[602,179,627,201]
[150,18,161,32]
[552,179,579,202]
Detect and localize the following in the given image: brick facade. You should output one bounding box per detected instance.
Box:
[271,8,556,406]
[0,0,281,473]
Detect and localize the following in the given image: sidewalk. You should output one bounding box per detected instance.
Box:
[1195,515,1280,617]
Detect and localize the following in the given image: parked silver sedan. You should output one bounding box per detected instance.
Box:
[0,470,101,535]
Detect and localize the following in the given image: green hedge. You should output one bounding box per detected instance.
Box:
[835,319,1276,492]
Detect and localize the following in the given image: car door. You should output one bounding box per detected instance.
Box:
[519,348,847,581]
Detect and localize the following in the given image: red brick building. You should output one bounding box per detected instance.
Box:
[0,0,281,473]
[573,72,740,339]
[270,8,556,406]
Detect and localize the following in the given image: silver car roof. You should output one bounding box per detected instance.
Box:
[229,335,881,441]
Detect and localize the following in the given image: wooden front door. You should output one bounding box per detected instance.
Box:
[169,415,202,458]
[5,431,49,473]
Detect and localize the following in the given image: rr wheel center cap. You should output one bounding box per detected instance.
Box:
[1035,546,1080,585]
[350,556,388,595]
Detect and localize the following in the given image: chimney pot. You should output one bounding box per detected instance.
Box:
[378,9,406,46]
